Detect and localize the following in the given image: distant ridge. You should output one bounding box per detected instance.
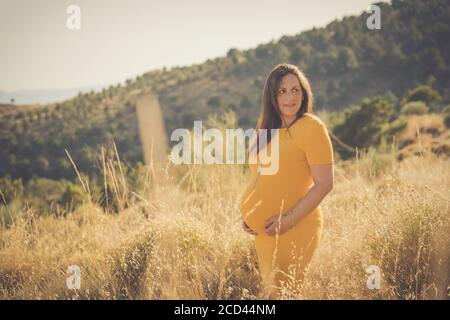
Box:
[0,84,108,105]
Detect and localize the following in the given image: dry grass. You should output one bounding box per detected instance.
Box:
[398,114,445,142]
[0,146,449,300]
[395,114,450,161]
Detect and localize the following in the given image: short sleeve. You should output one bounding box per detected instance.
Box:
[302,118,334,165]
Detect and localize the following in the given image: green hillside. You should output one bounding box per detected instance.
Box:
[0,0,449,184]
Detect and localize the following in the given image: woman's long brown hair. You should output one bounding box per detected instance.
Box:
[252,63,314,153]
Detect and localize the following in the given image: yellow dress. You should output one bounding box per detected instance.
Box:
[239,113,334,297]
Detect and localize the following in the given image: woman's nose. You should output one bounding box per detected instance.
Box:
[285,93,294,104]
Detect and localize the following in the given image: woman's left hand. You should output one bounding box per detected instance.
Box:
[264,213,296,236]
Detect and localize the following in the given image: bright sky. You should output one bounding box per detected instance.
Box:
[0,0,389,91]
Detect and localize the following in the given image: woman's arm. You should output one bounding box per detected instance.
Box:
[264,163,334,236]
[289,163,333,219]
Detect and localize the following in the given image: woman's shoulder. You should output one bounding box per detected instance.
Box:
[289,113,328,147]
[291,112,326,131]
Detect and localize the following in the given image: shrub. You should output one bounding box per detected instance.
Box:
[401,101,429,115]
[59,182,88,211]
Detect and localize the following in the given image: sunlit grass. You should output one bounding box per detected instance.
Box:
[0,146,448,299]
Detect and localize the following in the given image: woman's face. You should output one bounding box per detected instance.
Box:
[276,73,303,125]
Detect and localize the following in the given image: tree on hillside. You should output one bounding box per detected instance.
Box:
[338,47,359,72]
[271,43,291,64]
[207,96,221,109]
[333,96,400,159]
[404,85,442,108]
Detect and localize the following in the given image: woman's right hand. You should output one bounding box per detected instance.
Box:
[242,221,258,236]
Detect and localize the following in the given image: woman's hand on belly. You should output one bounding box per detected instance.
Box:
[264,213,296,236]
[242,220,258,236]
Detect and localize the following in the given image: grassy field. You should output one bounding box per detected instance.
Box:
[0,140,448,300]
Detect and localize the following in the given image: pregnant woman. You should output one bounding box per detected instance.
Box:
[239,63,334,299]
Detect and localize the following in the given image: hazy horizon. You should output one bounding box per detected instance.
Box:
[1,0,389,93]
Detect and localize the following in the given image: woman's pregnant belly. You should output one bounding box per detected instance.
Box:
[239,171,314,235]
